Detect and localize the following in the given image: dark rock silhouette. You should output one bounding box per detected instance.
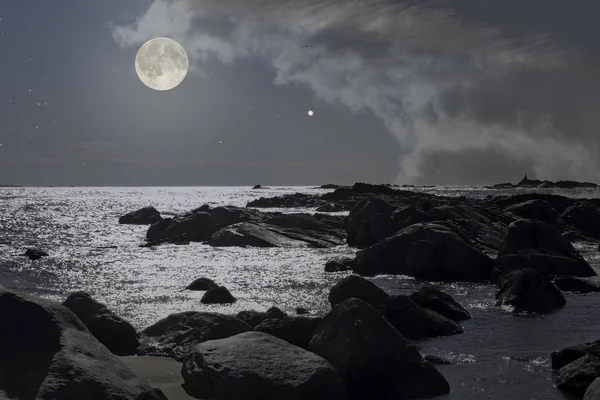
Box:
[556,354,600,396]
[24,248,48,260]
[308,298,450,400]
[328,275,389,309]
[562,202,600,239]
[552,340,600,370]
[201,286,236,304]
[496,269,566,313]
[185,277,218,291]
[487,176,598,189]
[324,258,354,272]
[492,253,595,281]
[296,307,310,315]
[119,206,162,225]
[137,312,251,360]
[252,184,262,189]
[353,223,493,281]
[135,389,169,400]
[255,316,322,349]
[505,200,559,225]
[236,307,286,328]
[382,295,464,340]
[498,219,583,258]
[410,286,471,321]
[0,288,153,399]
[553,276,600,293]
[345,198,398,247]
[182,332,346,400]
[585,377,600,399]
[62,292,138,356]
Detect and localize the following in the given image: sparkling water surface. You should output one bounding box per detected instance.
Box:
[1,185,600,400]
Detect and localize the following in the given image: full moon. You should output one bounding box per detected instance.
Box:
[135,37,189,91]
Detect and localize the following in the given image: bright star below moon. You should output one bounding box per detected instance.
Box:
[308,110,314,116]
[135,37,189,91]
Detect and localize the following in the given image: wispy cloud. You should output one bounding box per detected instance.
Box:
[112,0,600,184]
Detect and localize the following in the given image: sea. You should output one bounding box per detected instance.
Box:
[1,185,600,399]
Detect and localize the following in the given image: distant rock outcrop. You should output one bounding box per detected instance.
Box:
[488,175,599,190]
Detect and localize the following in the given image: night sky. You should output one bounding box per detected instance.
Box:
[1,0,599,186]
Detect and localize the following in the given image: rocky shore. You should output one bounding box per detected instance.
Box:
[4,181,600,399]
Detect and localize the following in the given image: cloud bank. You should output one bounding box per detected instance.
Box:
[112,0,600,184]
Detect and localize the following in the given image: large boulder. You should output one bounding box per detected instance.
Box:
[62,292,139,356]
[552,340,600,370]
[308,298,450,400]
[409,286,471,322]
[556,355,600,396]
[353,223,493,282]
[255,316,322,349]
[346,198,398,247]
[562,202,600,239]
[328,275,389,309]
[181,332,346,400]
[138,312,252,360]
[498,219,583,258]
[496,269,566,313]
[493,252,595,281]
[185,277,218,291]
[505,200,559,225]
[382,295,463,340]
[0,288,153,399]
[554,276,600,293]
[119,206,162,225]
[201,286,236,304]
[236,307,286,328]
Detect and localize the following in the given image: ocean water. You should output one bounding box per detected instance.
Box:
[1,185,600,399]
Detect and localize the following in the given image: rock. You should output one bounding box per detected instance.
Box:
[424,355,453,365]
[308,298,450,400]
[296,307,310,315]
[162,212,215,242]
[181,332,346,400]
[0,288,153,399]
[490,193,576,215]
[410,286,471,321]
[201,286,236,304]
[119,206,162,225]
[382,295,464,340]
[252,184,262,189]
[138,312,252,360]
[325,258,354,272]
[554,276,600,293]
[346,198,398,247]
[255,316,322,349]
[493,252,595,281]
[556,354,600,396]
[316,203,348,212]
[552,340,600,370]
[135,389,169,400]
[62,292,139,356]
[24,248,48,260]
[585,377,600,399]
[505,200,559,225]
[185,277,218,291]
[328,275,389,309]
[247,193,326,208]
[146,218,175,242]
[354,223,493,282]
[498,219,584,259]
[562,202,600,239]
[236,307,287,327]
[496,269,566,313]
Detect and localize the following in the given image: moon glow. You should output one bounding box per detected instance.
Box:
[135,37,189,91]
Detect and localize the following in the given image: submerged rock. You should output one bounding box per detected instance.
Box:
[410,286,471,322]
[201,286,236,304]
[62,291,138,356]
[496,269,566,313]
[382,295,464,340]
[255,316,322,349]
[308,298,450,400]
[328,275,389,309]
[353,223,493,282]
[0,288,153,399]
[185,277,218,291]
[552,340,600,370]
[138,312,252,360]
[119,206,162,225]
[325,258,354,272]
[182,332,346,400]
[24,248,48,260]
